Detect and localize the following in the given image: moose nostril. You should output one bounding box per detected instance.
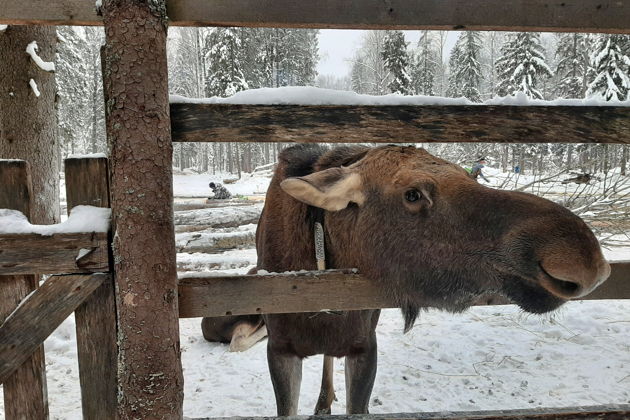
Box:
[551,278,580,296]
[539,264,585,299]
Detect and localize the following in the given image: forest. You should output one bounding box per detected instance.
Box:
[55,27,629,178]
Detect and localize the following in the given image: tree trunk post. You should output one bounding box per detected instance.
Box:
[0,160,49,420]
[64,156,117,420]
[101,1,183,418]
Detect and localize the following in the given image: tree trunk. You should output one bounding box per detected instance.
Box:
[101,1,184,418]
[0,25,60,224]
[621,145,628,176]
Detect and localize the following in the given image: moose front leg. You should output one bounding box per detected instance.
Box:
[344,333,377,414]
[267,341,303,416]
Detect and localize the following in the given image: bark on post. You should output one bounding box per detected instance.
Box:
[100,1,183,418]
[0,160,49,420]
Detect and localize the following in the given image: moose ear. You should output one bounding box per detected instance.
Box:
[280,167,365,211]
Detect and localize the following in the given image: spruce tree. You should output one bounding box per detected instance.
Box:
[381,30,412,95]
[587,34,630,101]
[495,32,553,99]
[555,33,590,98]
[410,31,437,95]
[448,31,482,102]
[205,27,248,97]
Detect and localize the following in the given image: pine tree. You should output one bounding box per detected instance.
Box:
[410,31,437,95]
[587,34,630,101]
[204,27,248,97]
[448,31,482,102]
[495,32,553,99]
[555,33,590,98]
[381,30,412,95]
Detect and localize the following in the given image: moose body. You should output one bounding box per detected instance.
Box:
[205,144,610,416]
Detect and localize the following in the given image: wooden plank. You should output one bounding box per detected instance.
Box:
[170,104,630,145]
[195,404,630,419]
[64,155,117,420]
[0,274,106,384]
[75,279,117,420]
[0,159,48,419]
[0,232,109,275]
[178,269,396,318]
[2,0,630,33]
[178,262,630,318]
[64,157,110,211]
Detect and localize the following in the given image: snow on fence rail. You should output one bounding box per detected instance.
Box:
[169,88,630,144]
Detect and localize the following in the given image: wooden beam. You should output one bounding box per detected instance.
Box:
[2,0,630,33]
[196,404,630,420]
[0,159,48,419]
[64,156,117,420]
[64,156,110,211]
[101,0,183,417]
[170,104,630,144]
[0,232,109,275]
[0,274,106,384]
[178,262,630,318]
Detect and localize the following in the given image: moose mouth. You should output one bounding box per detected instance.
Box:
[501,268,569,314]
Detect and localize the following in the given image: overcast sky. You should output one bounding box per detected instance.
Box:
[317,30,459,78]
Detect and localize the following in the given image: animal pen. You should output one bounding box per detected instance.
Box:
[1,0,630,419]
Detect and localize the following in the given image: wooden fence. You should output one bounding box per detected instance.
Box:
[1,0,630,419]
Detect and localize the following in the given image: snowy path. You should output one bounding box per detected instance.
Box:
[1,301,629,419]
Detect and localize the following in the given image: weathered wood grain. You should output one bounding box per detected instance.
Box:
[2,0,630,33]
[0,274,106,384]
[170,104,630,145]
[64,156,117,420]
[0,232,109,275]
[0,159,48,418]
[75,278,117,420]
[178,269,396,318]
[196,404,630,419]
[64,156,110,211]
[178,262,630,318]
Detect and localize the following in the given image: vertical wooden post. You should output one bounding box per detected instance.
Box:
[0,160,49,420]
[64,157,117,420]
[101,1,183,418]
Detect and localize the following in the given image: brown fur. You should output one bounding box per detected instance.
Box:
[208,144,610,415]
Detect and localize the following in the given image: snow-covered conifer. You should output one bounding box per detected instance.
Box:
[381,30,412,95]
[495,32,553,99]
[447,31,482,102]
[205,28,249,97]
[410,31,437,95]
[555,33,590,98]
[587,34,630,101]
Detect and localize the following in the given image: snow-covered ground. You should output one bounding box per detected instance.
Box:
[2,168,629,419]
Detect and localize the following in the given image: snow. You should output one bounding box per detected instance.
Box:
[170,86,630,107]
[66,153,107,159]
[173,172,271,197]
[25,41,55,72]
[0,205,110,235]
[0,25,7,32]
[28,79,40,97]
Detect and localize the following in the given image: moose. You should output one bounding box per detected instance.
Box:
[203,144,610,416]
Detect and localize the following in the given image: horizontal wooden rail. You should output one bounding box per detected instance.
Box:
[170,104,630,144]
[200,404,630,419]
[2,0,630,33]
[0,274,107,384]
[0,232,109,275]
[178,261,630,318]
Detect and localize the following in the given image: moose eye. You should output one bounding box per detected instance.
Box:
[405,189,421,202]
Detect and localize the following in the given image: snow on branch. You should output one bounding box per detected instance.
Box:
[170,86,630,107]
[29,79,40,97]
[25,41,55,72]
[0,206,111,235]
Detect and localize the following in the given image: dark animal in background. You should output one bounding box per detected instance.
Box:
[204,144,609,416]
[562,173,593,185]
